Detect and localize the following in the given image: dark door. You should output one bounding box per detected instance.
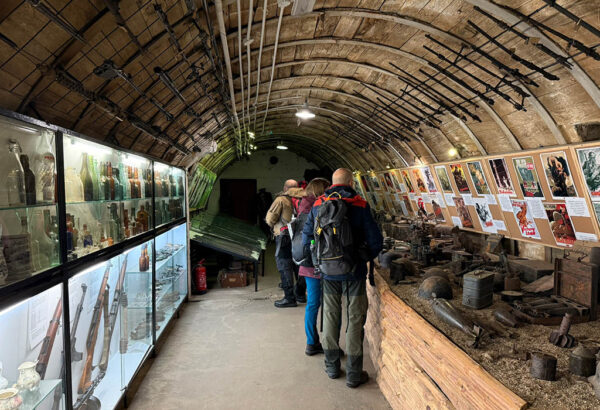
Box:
[219,179,258,223]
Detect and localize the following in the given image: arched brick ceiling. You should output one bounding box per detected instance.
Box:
[0,0,599,175]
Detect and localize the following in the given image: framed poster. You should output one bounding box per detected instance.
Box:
[432,199,445,222]
[422,167,437,193]
[576,147,600,201]
[511,199,541,239]
[369,174,381,190]
[473,198,495,233]
[378,174,388,192]
[390,171,403,192]
[544,203,576,247]
[360,175,372,193]
[453,196,473,228]
[412,169,428,193]
[450,163,470,193]
[401,170,415,193]
[435,165,453,193]
[353,174,367,199]
[512,156,544,198]
[467,161,491,195]
[540,151,577,199]
[593,202,600,225]
[488,158,516,196]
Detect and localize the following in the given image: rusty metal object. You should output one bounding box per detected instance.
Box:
[494,309,518,328]
[504,276,521,291]
[431,298,482,346]
[531,353,557,381]
[500,291,523,303]
[569,346,596,377]
[555,258,599,320]
[419,276,453,300]
[549,314,577,348]
[422,267,448,280]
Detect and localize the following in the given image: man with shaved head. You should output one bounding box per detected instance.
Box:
[302,168,383,388]
[266,178,306,307]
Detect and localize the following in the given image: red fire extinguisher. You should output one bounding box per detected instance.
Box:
[194,259,207,294]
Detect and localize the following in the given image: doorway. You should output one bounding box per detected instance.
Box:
[219,179,258,223]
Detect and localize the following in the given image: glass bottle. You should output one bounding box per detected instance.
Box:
[110,203,122,242]
[82,224,93,247]
[80,154,94,202]
[20,155,36,206]
[169,174,176,197]
[162,172,169,197]
[139,244,147,271]
[34,131,55,203]
[72,217,79,250]
[65,167,84,202]
[154,170,161,198]
[123,209,130,238]
[6,139,25,207]
[155,200,162,226]
[119,163,129,200]
[87,154,99,201]
[66,215,73,252]
[48,215,60,266]
[177,175,184,197]
[108,162,115,200]
[100,162,109,201]
[134,168,142,199]
[113,167,122,200]
[145,169,152,198]
[137,205,149,232]
[30,211,51,270]
[92,157,101,201]
[128,167,134,199]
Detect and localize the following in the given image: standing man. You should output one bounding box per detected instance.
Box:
[266,179,306,307]
[302,168,383,388]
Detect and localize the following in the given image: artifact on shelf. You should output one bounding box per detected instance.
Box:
[16,361,41,393]
[5,139,25,207]
[3,216,33,280]
[431,298,483,347]
[569,346,596,377]
[35,131,55,202]
[530,353,557,381]
[462,270,495,309]
[549,313,577,348]
[20,154,36,205]
[0,388,22,410]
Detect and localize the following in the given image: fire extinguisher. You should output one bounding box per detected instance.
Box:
[194,259,207,294]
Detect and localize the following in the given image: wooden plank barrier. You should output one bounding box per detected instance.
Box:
[365,269,527,410]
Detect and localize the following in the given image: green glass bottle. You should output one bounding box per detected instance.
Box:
[88,154,99,201]
[80,153,93,202]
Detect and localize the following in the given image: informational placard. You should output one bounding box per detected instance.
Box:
[445,193,455,206]
[452,216,462,227]
[483,194,497,205]
[494,220,507,231]
[497,194,513,212]
[462,193,473,206]
[565,197,591,217]
[575,232,599,242]
[435,192,446,208]
[525,197,546,219]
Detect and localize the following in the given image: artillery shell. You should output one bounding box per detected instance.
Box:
[531,353,557,381]
[493,309,518,327]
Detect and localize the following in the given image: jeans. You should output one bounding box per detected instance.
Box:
[304,277,321,345]
[275,234,295,301]
[322,279,368,383]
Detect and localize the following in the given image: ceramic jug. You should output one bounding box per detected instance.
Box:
[15,362,40,393]
[0,362,7,390]
[0,388,22,410]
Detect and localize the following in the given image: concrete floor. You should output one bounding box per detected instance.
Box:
[129,247,391,410]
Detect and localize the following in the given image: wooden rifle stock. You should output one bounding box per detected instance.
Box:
[78,262,112,394]
[36,296,63,379]
[99,255,128,371]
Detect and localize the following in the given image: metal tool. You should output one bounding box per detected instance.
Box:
[549,313,577,347]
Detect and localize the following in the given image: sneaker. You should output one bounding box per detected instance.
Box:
[274,298,297,308]
[346,371,369,388]
[305,343,324,356]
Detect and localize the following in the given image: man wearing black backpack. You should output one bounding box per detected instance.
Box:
[302,168,383,388]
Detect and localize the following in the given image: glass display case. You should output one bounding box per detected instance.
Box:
[154,162,185,227]
[155,224,187,338]
[0,284,65,410]
[0,116,59,289]
[69,239,153,410]
[62,135,153,261]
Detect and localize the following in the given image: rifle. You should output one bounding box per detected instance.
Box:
[52,284,87,410]
[36,297,63,379]
[78,262,111,394]
[99,255,128,371]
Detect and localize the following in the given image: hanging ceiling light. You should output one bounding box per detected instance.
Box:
[295,99,315,120]
[276,141,288,150]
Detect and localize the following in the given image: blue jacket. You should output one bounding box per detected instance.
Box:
[302,185,383,281]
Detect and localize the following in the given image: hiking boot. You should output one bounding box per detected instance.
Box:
[296,295,307,303]
[305,343,324,356]
[274,298,297,308]
[326,368,341,379]
[346,371,369,388]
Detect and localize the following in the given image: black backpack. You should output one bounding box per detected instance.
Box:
[313,193,355,276]
[290,212,311,266]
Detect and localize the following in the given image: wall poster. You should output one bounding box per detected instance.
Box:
[467,161,491,195]
[473,198,495,233]
[544,203,576,247]
[453,196,474,228]
[388,171,402,192]
[435,165,453,193]
[512,156,544,198]
[488,158,516,196]
[422,167,437,193]
[412,169,428,193]
[432,199,445,222]
[576,147,600,201]
[369,174,381,190]
[593,202,600,225]
[450,164,470,193]
[511,199,541,239]
[401,170,415,193]
[540,151,578,199]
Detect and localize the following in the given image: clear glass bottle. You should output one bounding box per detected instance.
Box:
[20,155,36,206]
[108,162,115,200]
[66,167,84,203]
[79,154,93,202]
[34,131,55,203]
[48,215,60,266]
[30,210,51,270]
[119,163,129,199]
[6,139,25,207]
[92,157,101,201]
[113,166,122,200]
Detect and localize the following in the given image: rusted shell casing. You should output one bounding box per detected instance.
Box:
[531,353,557,381]
[504,276,521,291]
[570,346,597,377]
[423,267,448,280]
[419,276,453,300]
[494,309,518,327]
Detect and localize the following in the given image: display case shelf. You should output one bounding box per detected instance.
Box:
[14,379,62,410]
[66,197,150,206]
[0,202,56,211]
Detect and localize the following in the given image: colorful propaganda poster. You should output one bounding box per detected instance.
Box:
[512,156,544,198]
[353,174,367,199]
[594,202,600,225]
[402,195,413,216]
[450,163,470,193]
[453,196,473,228]
[473,198,495,232]
[378,174,388,192]
[511,199,541,239]
[360,175,372,193]
[541,151,577,199]
[401,170,414,193]
[422,167,437,193]
[390,171,403,192]
[435,165,453,193]
[544,203,576,247]
[488,158,516,196]
[467,161,491,195]
[383,172,396,191]
[576,147,600,200]
[432,199,445,222]
[412,169,428,193]
[369,174,381,190]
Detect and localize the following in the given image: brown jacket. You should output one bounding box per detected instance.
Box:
[265,187,306,236]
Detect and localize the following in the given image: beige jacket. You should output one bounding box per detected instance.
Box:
[265,187,306,236]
